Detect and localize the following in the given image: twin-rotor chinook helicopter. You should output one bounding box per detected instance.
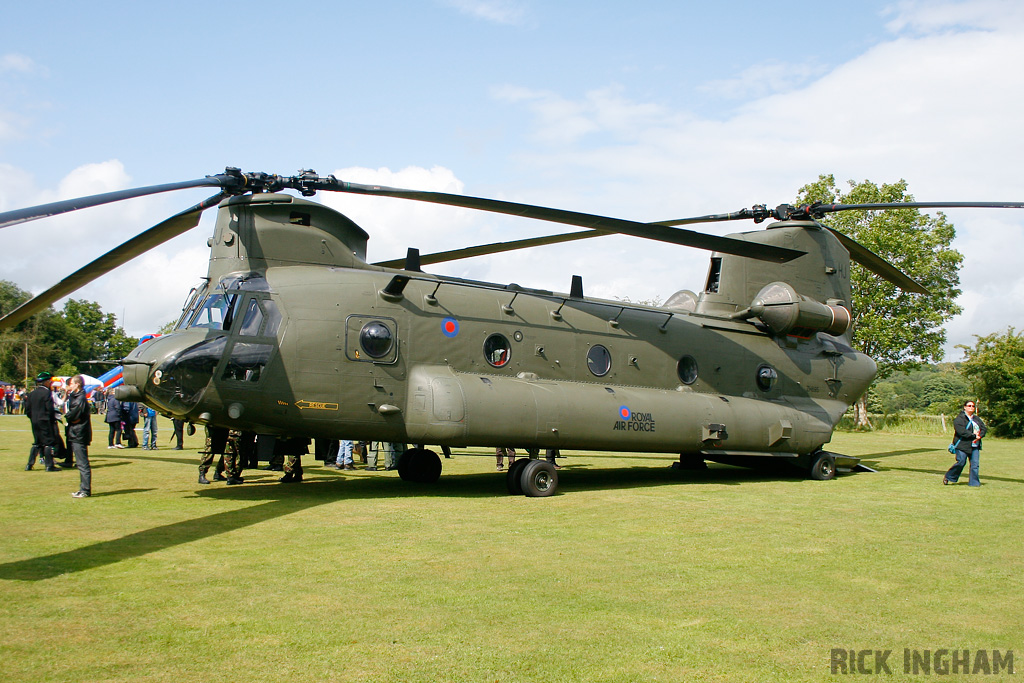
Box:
[3,168,1019,495]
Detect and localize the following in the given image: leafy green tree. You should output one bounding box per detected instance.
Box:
[0,280,58,385]
[958,328,1024,437]
[921,371,970,415]
[1,280,137,383]
[795,176,964,426]
[60,299,137,361]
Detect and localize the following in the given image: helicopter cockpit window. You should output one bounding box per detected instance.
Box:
[238,299,264,336]
[359,321,394,359]
[175,285,206,330]
[756,364,778,392]
[587,345,612,377]
[222,342,273,383]
[484,333,511,368]
[677,355,699,385]
[218,274,271,292]
[261,300,282,337]
[705,257,722,294]
[189,294,240,331]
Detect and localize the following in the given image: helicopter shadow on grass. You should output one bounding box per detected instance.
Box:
[0,464,834,582]
[0,480,346,582]
[97,452,203,467]
[880,465,1024,485]
[90,460,133,470]
[853,447,936,471]
[851,447,1024,484]
[203,459,816,503]
[90,488,157,497]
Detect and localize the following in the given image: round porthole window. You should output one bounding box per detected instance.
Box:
[587,345,612,377]
[484,333,511,367]
[677,355,698,385]
[756,364,778,392]
[359,321,393,358]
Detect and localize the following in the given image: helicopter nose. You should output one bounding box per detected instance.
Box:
[119,331,227,416]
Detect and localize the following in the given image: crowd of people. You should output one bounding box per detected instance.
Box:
[1,382,26,414]
[18,367,986,498]
[14,368,497,498]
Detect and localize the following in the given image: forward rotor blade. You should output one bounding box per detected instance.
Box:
[372,230,610,268]
[651,209,768,227]
[0,193,226,330]
[824,227,930,295]
[328,180,803,263]
[0,177,231,230]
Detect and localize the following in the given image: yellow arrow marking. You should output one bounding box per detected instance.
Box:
[295,400,339,411]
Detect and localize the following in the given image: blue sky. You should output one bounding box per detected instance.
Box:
[3,0,1023,359]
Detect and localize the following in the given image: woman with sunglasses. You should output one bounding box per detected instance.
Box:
[944,400,987,487]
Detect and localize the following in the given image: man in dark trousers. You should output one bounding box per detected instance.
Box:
[65,375,93,497]
[24,371,60,471]
[171,418,185,449]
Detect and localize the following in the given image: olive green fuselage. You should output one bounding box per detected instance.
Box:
[121,193,876,458]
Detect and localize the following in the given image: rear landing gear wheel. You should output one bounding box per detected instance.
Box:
[506,458,530,495]
[397,448,442,483]
[520,459,558,497]
[809,452,836,481]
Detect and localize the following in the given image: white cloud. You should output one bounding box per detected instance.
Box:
[699,60,828,100]
[439,0,527,25]
[318,165,485,265]
[1,161,215,337]
[483,2,1024,360]
[884,0,1024,33]
[0,53,45,76]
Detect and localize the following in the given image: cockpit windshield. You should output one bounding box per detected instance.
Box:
[175,285,206,331]
[188,293,240,330]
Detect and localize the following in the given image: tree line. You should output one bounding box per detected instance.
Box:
[794,176,1022,438]
[0,280,137,384]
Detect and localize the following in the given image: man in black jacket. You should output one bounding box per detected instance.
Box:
[65,375,93,497]
[24,371,60,471]
[944,399,987,487]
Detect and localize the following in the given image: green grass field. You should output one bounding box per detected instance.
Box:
[0,414,1020,682]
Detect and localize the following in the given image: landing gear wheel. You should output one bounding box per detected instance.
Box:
[397,448,442,483]
[809,452,836,481]
[520,459,558,497]
[506,459,530,495]
[397,449,414,481]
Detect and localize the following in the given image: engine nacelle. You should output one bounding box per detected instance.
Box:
[748,282,851,337]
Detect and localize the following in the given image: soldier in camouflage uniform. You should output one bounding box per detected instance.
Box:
[198,426,243,485]
[278,437,308,483]
[280,454,303,482]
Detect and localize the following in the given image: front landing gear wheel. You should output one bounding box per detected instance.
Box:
[809,452,836,481]
[520,459,558,497]
[397,448,442,483]
[506,459,530,495]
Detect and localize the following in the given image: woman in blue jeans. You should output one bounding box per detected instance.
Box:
[944,400,986,487]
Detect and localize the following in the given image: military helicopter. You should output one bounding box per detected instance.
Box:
[2,168,1019,495]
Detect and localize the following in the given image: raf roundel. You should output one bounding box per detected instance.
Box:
[619,406,631,420]
[441,317,460,338]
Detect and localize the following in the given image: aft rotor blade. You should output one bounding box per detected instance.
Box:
[809,201,1024,217]
[824,227,930,295]
[653,205,939,294]
[327,180,803,263]
[0,176,232,230]
[373,230,610,268]
[0,193,226,330]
